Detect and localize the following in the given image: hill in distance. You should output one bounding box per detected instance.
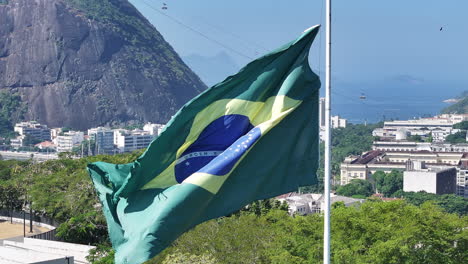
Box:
[441,91,468,114]
[0,0,206,130]
[182,52,240,87]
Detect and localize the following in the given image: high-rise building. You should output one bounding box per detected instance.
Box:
[143,123,165,136]
[331,115,347,129]
[319,97,326,127]
[56,131,84,153]
[14,121,51,142]
[88,127,115,155]
[403,166,456,195]
[457,155,468,198]
[114,129,154,153]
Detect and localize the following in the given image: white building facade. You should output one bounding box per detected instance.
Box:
[331,115,347,129]
[88,127,115,155]
[403,167,457,194]
[143,123,165,136]
[114,129,154,153]
[14,121,51,143]
[373,115,468,142]
[340,150,464,186]
[56,131,84,153]
[277,193,363,216]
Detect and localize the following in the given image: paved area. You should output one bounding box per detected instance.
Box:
[0,220,50,240]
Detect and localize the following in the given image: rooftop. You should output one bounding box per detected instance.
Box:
[0,237,94,264]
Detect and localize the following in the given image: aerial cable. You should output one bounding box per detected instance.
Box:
[138,0,254,60]
[151,0,270,55]
[196,18,270,54]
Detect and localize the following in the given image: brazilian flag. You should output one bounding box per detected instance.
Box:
[88,25,321,264]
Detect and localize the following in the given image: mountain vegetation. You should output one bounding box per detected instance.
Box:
[0,0,206,130]
[445,131,467,144]
[0,91,25,138]
[441,91,468,114]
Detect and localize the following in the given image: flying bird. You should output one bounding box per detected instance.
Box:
[440,27,443,31]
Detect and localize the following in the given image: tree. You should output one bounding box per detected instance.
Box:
[150,202,468,264]
[425,132,433,142]
[445,131,467,144]
[23,134,42,146]
[73,139,96,156]
[161,251,217,264]
[402,191,468,215]
[336,179,374,197]
[453,120,468,130]
[86,244,115,264]
[372,170,403,197]
[56,211,108,245]
[239,198,289,216]
[408,135,423,142]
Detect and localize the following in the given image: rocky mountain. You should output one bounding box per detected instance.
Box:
[0,0,206,130]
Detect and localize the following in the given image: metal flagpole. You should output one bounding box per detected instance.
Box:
[324,0,332,263]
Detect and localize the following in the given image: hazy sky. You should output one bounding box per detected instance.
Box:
[129,0,467,84]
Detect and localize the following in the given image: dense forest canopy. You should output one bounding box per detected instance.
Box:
[0,150,466,263]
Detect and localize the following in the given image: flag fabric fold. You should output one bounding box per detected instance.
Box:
[88,25,321,264]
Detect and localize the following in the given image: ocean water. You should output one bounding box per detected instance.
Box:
[333,97,448,124]
[329,80,467,124]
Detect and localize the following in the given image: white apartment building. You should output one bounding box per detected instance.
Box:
[372,141,431,152]
[319,97,347,140]
[319,97,326,127]
[403,166,456,195]
[373,114,468,142]
[331,116,347,129]
[384,118,454,130]
[50,128,63,143]
[143,123,165,136]
[373,141,468,153]
[277,193,363,216]
[457,156,468,198]
[319,97,346,130]
[114,129,154,153]
[88,127,115,155]
[14,121,51,142]
[431,128,461,142]
[436,114,468,124]
[10,138,23,149]
[56,131,84,153]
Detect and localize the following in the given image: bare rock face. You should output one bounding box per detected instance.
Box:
[0,0,206,130]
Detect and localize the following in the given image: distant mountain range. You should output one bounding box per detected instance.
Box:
[182,52,240,87]
[0,0,206,130]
